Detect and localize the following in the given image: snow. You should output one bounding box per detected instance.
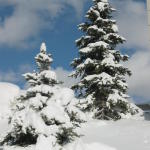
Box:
[3,146,34,150]
[41,101,70,124]
[35,52,53,64]
[10,85,82,133]
[0,83,86,149]
[79,119,150,150]
[24,72,38,86]
[111,24,118,33]
[88,41,108,49]
[27,84,55,96]
[77,58,94,69]
[49,87,86,122]
[87,25,105,35]
[80,41,108,53]
[97,2,107,12]
[104,33,126,41]
[39,70,57,81]
[35,135,55,150]
[51,87,75,106]
[87,8,99,18]
[29,93,47,109]
[3,119,150,150]
[83,72,113,85]
[84,58,94,64]
[35,43,53,70]
[0,83,20,146]
[101,0,108,2]
[79,47,91,53]
[75,36,91,44]
[102,53,122,68]
[64,139,116,150]
[0,84,148,150]
[0,82,20,117]
[9,107,47,135]
[96,17,116,24]
[2,43,85,150]
[40,43,46,53]
[108,90,128,104]
[117,80,128,89]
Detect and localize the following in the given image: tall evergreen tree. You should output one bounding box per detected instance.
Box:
[0,43,83,148]
[71,0,140,120]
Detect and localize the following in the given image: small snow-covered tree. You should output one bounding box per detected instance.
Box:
[0,43,83,148]
[70,0,140,120]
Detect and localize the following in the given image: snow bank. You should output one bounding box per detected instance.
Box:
[64,140,116,150]
[80,119,150,150]
[0,82,20,135]
[4,140,116,150]
[2,109,150,150]
[0,82,20,117]
[0,83,149,150]
[3,146,34,150]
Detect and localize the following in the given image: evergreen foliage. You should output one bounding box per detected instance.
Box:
[71,0,140,120]
[0,43,82,148]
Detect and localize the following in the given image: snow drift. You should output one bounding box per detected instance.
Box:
[0,82,20,116]
[3,119,150,150]
[0,82,20,136]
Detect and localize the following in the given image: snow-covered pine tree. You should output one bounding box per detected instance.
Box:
[0,43,83,149]
[70,0,140,120]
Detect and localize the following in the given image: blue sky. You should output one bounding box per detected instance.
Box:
[0,0,149,104]
[0,3,82,70]
[0,0,91,70]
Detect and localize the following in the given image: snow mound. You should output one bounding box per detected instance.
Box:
[0,82,20,140]
[3,146,34,150]
[64,140,116,150]
[2,114,150,150]
[3,140,116,150]
[79,119,150,150]
[0,82,20,117]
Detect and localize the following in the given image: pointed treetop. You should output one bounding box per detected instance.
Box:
[35,42,53,72]
[40,42,47,54]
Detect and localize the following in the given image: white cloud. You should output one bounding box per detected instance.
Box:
[0,65,77,89]
[54,67,78,88]
[65,0,88,17]
[0,0,87,48]
[0,64,33,83]
[0,70,18,82]
[125,50,150,103]
[111,0,149,50]
[109,0,150,103]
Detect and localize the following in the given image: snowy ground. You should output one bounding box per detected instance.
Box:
[0,82,150,150]
[78,119,150,150]
[1,118,150,150]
